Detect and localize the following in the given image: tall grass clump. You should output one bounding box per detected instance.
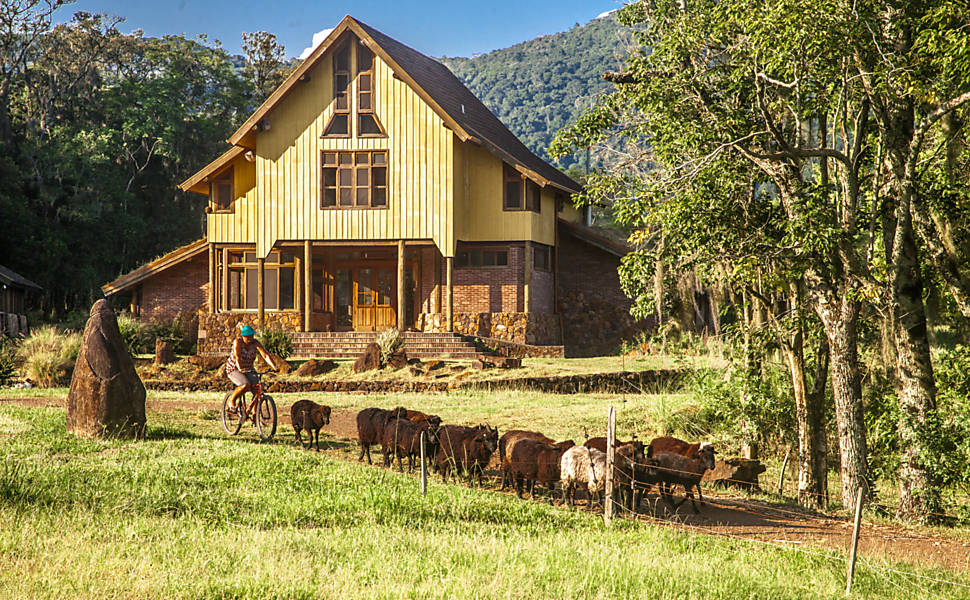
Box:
[257,327,292,358]
[376,327,402,365]
[116,313,146,356]
[17,326,81,387]
[0,336,18,386]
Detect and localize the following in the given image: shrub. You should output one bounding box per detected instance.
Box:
[17,326,80,387]
[116,313,146,356]
[376,327,402,365]
[257,327,292,359]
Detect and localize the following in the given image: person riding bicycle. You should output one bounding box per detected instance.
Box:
[225,325,278,413]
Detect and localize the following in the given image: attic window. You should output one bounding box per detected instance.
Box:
[211,168,234,212]
[325,42,352,137]
[356,42,386,137]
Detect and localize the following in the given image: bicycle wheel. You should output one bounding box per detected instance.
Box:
[221,391,245,435]
[255,394,277,441]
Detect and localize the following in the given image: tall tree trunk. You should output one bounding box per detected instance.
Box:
[889,186,941,523]
[740,290,759,460]
[785,284,827,510]
[814,291,869,512]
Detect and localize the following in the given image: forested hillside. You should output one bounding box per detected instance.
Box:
[439,14,632,172]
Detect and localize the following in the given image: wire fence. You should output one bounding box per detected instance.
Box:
[342,406,970,596]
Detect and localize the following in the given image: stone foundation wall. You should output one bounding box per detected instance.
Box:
[419,311,561,345]
[197,311,301,355]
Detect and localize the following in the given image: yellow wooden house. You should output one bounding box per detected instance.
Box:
[104,16,637,357]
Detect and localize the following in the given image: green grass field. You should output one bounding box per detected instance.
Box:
[1,395,968,599]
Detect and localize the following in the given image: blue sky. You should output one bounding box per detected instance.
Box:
[59,0,623,59]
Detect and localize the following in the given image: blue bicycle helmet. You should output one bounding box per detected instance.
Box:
[240,325,256,337]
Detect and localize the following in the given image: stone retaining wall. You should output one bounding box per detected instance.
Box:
[197,311,302,355]
[143,369,685,395]
[473,337,564,359]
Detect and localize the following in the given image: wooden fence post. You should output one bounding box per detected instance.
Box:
[420,431,427,496]
[777,447,791,496]
[604,406,616,526]
[845,485,865,595]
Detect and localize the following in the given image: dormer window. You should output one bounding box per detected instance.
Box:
[211,168,234,212]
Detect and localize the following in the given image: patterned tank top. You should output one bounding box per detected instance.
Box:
[225,338,260,375]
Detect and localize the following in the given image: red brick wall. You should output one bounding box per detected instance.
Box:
[530,255,554,314]
[452,244,524,313]
[557,233,631,312]
[139,254,208,321]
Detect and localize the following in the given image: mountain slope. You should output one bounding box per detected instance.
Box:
[439,14,632,172]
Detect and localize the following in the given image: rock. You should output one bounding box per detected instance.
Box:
[154,338,176,365]
[387,349,408,370]
[471,359,490,370]
[702,458,767,490]
[408,366,425,377]
[407,357,423,366]
[294,359,338,377]
[258,353,292,374]
[478,355,522,369]
[66,299,146,438]
[425,360,445,371]
[188,354,226,370]
[353,342,381,373]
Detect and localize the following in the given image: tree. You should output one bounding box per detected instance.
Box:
[241,31,289,108]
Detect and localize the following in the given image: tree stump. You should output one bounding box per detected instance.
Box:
[66,299,146,438]
[154,338,176,365]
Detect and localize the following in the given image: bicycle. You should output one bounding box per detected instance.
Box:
[221,371,277,441]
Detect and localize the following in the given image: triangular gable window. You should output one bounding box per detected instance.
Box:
[322,38,385,138]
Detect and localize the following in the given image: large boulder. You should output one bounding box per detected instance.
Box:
[353,342,381,373]
[66,299,146,438]
[294,359,338,377]
[154,338,176,365]
[187,354,226,370]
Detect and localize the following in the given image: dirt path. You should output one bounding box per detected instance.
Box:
[6,395,970,575]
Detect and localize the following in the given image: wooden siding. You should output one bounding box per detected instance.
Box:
[208,40,454,257]
[454,140,557,246]
[206,158,258,244]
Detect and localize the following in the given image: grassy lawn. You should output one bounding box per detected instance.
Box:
[1,404,965,599]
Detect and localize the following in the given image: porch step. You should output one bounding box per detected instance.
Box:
[289,331,482,360]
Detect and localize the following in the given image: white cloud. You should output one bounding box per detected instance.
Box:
[299,27,335,60]
[596,9,617,19]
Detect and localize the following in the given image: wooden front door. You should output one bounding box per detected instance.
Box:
[334,264,396,331]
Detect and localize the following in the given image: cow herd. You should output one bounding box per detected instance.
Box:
[290,400,719,515]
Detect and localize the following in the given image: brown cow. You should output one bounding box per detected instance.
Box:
[499,430,556,490]
[509,438,576,502]
[435,424,499,486]
[355,406,408,464]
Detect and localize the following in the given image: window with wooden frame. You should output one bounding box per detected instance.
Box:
[210,168,234,212]
[222,249,298,311]
[526,181,541,213]
[503,163,523,210]
[324,42,351,136]
[321,150,388,208]
[356,41,386,137]
[533,244,551,271]
[456,248,509,268]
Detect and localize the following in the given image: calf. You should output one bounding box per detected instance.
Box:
[652,445,717,513]
[290,400,331,451]
[356,406,408,464]
[560,446,607,508]
[435,424,499,486]
[499,430,555,490]
[509,438,575,502]
[381,418,440,472]
[647,436,711,459]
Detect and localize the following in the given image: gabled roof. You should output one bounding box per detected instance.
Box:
[0,265,42,290]
[227,15,581,194]
[558,219,630,258]
[101,239,208,296]
[178,146,246,195]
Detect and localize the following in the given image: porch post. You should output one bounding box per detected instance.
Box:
[524,241,532,314]
[257,257,265,328]
[397,239,406,330]
[221,248,229,311]
[208,242,216,314]
[446,256,453,332]
[304,240,312,332]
